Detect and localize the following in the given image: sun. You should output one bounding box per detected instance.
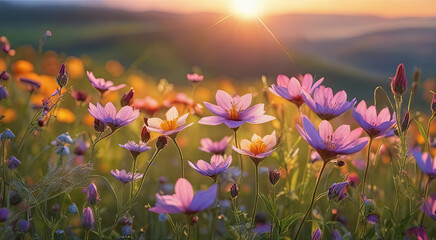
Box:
[233,0,259,18]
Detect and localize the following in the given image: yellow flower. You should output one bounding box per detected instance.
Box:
[57,108,76,124]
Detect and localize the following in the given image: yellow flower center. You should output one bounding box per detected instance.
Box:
[249,139,267,155]
[160,119,178,131]
[228,105,239,120]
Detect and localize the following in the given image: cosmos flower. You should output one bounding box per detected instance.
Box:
[133,96,161,115]
[88,102,139,130]
[198,136,231,155]
[87,71,126,95]
[413,151,436,178]
[198,90,275,129]
[187,73,204,83]
[269,73,323,107]
[297,116,368,162]
[232,131,277,165]
[111,169,143,184]
[188,154,232,180]
[145,106,193,136]
[390,63,407,96]
[302,86,356,120]
[20,78,41,92]
[352,100,396,138]
[328,181,349,201]
[421,193,436,221]
[119,141,151,159]
[149,178,217,214]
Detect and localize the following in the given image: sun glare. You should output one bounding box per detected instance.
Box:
[233,0,259,17]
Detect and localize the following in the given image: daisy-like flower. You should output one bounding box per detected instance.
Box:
[188,155,232,180]
[88,102,139,130]
[352,100,396,138]
[199,136,231,155]
[119,141,151,159]
[302,86,356,120]
[232,131,277,165]
[87,71,126,95]
[149,178,217,214]
[297,116,368,162]
[145,106,193,136]
[269,73,323,107]
[199,90,275,129]
[111,169,143,184]
[413,151,436,178]
[421,193,436,221]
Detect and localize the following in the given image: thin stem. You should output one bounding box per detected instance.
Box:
[130,156,137,201]
[88,130,116,163]
[84,230,89,240]
[362,137,374,195]
[234,129,244,184]
[172,137,185,178]
[1,141,6,208]
[210,179,220,240]
[232,199,240,225]
[423,115,435,152]
[295,161,328,239]
[419,178,431,225]
[251,164,260,227]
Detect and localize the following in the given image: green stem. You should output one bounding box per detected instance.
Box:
[210,179,220,240]
[84,230,89,240]
[172,137,185,178]
[130,156,137,201]
[234,129,244,184]
[362,137,374,195]
[88,130,115,163]
[251,164,260,227]
[423,115,435,152]
[1,141,6,208]
[295,161,328,239]
[419,178,431,226]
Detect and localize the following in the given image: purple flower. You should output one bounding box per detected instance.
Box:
[198,90,275,129]
[390,63,407,96]
[0,86,8,101]
[332,229,342,240]
[297,116,368,162]
[119,141,151,159]
[149,178,217,214]
[405,226,429,240]
[146,106,193,136]
[269,73,323,107]
[87,71,125,95]
[16,220,30,233]
[421,193,436,221]
[20,78,41,91]
[111,169,143,184]
[413,151,436,178]
[88,102,139,130]
[83,183,99,205]
[82,207,94,229]
[328,181,349,201]
[366,213,380,224]
[302,86,356,120]
[0,208,9,222]
[8,156,21,170]
[352,100,396,138]
[188,155,232,180]
[232,131,277,165]
[187,73,204,83]
[253,223,271,234]
[199,136,231,155]
[312,228,322,240]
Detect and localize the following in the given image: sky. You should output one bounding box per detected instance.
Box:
[6,0,436,17]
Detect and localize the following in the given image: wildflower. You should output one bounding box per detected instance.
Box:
[16,220,30,233]
[187,73,204,83]
[56,145,70,155]
[156,135,168,150]
[328,181,349,201]
[269,73,323,107]
[199,136,231,155]
[83,183,99,205]
[0,208,10,222]
[413,151,436,178]
[56,64,68,88]
[188,155,232,180]
[87,71,125,95]
[133,96,160,115]
[390,63,407,96]
[1,129,15,141]
[0,71,6,80]
[88,102,139,131]
[20,78,41,92]
[9,191,22,205]
[82,207,94,229]
[253,223,271,234]
[232,131,277,165]
[312,228,322,240]
[405,226,429,240]
[67,203,79,215]
[421,193,436,221]
[297,116,368,162]
[332,229,342,240]
[366,213,380,224]
[119,141,151,159]
[149,178,217,214]
[230,183,239,199]
[141,123,151,143]
[199,90,275,129]
[431,93,436,113]
[268,169,281,185]
[121,225,132,236]
[145,106,193,136]
[93,119,106,132]
[158,213,168,222]
[302,86,356,120]
[71,90,90,103]
[395,111,412,136]
[163,93,194,109]
[56,133,73,145]
[0,86,8,101]
[8,156,21,170]
[120,88,135,107]
[111,169,143,184]
[352,100,396,138]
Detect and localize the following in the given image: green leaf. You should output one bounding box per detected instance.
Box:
[414,119,428,147]
[259,193,280,226]
[280,213,303,234]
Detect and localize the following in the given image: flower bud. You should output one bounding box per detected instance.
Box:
[0,71,6,81]
[81,207,94,229]
[366,213,380,224]
[0,86,8,101]
[431,93,436,113]
[16,220,30,233]
[56,132,73,145]
[156,136,168,150]
[56,64,68,88]
[312,228,322,240]
[187,73,204,83]
[336,160,345,167]
[93,119,106,132]
[411,67,420,95]
[390,63,407,96]
[121,88,135,107]
[8,156,21,170]
[230,183,239,199]
[395,111,411,136]
[56,145,70,155]
[141,125,150,143]
[268,169,281,186]
[71,90,89,103]
[84,183,99,205]
[0,129,15,141]
[328,181,349,202]
[189,215,199,225]
[54,230,66,240]
[121,225,132,236]
[9,191,22,205]
[0,208,10,222]
[67,203,79,214]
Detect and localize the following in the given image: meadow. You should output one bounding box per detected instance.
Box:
[0,6,436,240]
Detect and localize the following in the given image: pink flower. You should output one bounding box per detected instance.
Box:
[187,73,204,83]
[188,155,232,179]
[111,169,143,184]
[269,73,323,107]
[88,102,139,130]
[145,106,193,136]
[421,193,436,221]
[149,178,217,214]
[199,136,231,155]
[133,96,160,115]
[199,90,275,129]
[232,131,277,164]
[352,100,396,138]
[87,71,126,95]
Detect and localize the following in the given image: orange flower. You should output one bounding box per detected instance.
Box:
[57,108,76,124]
[12,60,34,74]
[66,57,84,79]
